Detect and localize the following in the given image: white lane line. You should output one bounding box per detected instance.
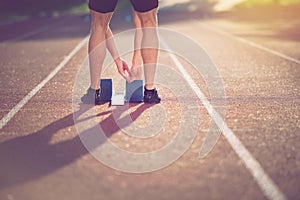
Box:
[161,39,287,200]
[0,36,89,130]
[197,21,300,65]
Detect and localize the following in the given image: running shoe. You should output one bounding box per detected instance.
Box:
[143,87,161,104]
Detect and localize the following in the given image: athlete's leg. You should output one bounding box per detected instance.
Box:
[130,0,159,90]
[131,11,143,80]
[135,8,158,90]
[88,10,113,90]
[81,0,119,104]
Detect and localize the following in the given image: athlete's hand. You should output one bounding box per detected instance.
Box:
[115,58,131,82]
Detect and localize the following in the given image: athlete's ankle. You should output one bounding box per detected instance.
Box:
[145,84,155,90]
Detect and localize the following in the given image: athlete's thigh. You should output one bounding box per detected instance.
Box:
[129,0,158,12]
[89,0,118,13]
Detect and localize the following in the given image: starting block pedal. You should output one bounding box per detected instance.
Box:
[100,79,112,101]
[125,80,144,102]
[111,92,125,106]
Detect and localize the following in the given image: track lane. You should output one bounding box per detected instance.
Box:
[159,17,299,199]
[0,10,299,200]
[0,14,90,120]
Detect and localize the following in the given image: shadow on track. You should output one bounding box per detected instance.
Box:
[0,103,153,189]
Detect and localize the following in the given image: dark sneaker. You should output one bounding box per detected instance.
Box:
[81,87,107,105]
[143,87,161,104]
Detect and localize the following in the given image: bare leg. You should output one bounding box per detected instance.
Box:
[136,8,158,90]
[82,9,131,104]
[131,11,143,80]
[88,10,113,90]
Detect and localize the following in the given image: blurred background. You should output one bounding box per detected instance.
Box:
[1,0,300,23]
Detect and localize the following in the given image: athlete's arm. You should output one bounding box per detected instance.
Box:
[105,27,131,81]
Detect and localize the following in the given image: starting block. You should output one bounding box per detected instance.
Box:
[100,79,144,105]
[125,80,144,102]
[100,79,112,101]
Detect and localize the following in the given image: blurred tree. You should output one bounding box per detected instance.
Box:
[160,0,217,14]
[0,0,85,20]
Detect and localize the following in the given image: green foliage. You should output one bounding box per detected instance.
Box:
[0,0,86,21]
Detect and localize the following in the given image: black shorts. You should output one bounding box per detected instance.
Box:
[89,0,158,13]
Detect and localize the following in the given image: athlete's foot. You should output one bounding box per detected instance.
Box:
[143,87,161,104]
[81,87,108,105]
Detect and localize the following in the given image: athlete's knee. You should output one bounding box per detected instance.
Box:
[90,11,111,33]
[140,18,156,27]
[90,18,109,33]
[137,10,157,28]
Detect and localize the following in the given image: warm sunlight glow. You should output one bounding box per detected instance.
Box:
[160,0,248,11]
[160,0,191,8]
[214,0,247,11]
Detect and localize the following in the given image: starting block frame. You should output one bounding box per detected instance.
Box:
[100,79,144,105]
[111,91,125,106]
